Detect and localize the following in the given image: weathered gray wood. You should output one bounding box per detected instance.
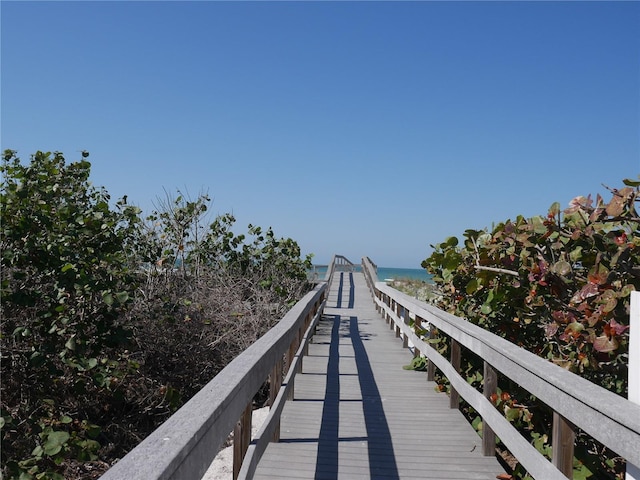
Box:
[482,362,497,456]
[552,412,575,478]
[252,271,505,480]
[269,359,282,442]
[450,339,461,409]
[406,318,569,479]
[233,403,252,480]
[427,323,437,381]
[99,283,327,480]
[99,255,640,480]
[413,315,423,358]
[237,299,326,479]
[369,267,640,476]
[402,305,410,348]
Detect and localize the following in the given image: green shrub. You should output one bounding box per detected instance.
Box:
[422,178,639,478]
[1,150,313,479]
[1,150,141,479]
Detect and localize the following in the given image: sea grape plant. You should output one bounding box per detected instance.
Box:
[1,150,141,478]
[422,178,639,478]
[1,150,314,479]
[423,178,638,393]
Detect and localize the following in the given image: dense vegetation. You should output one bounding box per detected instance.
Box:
[0,150,313,479]
[422,178,639,479]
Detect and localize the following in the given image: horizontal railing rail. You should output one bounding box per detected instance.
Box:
[237,291,326,479]
[325,254,357,288]
[361,256,640,480]
[332,254,358,272]
[99,282,328,480]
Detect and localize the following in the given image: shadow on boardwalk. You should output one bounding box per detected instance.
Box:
[306,314,399,479]
[253,272,505,480]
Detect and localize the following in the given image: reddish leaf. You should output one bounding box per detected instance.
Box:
[544,322,559,338]
[608,318,629,336]
[552,310,576,324]
[614,233,628,246]
[593,335,618,353]
[606,195,624,217]
[571,283,599,303]
[587,272,608,285]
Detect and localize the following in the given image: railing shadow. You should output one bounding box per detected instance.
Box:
[349,315,399,480]
[334,272,355,309]
[314,315,341,479]
[313,314,399,480]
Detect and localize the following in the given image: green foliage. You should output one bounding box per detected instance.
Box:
[423,180,638,392]
[403,356,428,371]
[1,150,314,479]
[1,151,138,361]
[1,150,140,478]
[422,178,639,479]
[137,190,312,303]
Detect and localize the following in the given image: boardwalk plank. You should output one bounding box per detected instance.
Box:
[252,272,505,480]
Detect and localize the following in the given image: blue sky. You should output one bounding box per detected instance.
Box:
[2,1,639,268]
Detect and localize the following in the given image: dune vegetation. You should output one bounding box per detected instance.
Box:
[422,178,639,479]
[1,150,313,479]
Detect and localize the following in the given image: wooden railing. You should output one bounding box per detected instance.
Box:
[362,256,640,480]
[331,254,358,272]
[99,281,328,480]
[308,254,354,284]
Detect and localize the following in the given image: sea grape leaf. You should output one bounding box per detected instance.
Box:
[43,430,70,456]
[593,335,618,353]
[623,177,640,187]
[102,292,114,306]
[552,260,572,276]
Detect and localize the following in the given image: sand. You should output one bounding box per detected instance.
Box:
[202,406,270,480]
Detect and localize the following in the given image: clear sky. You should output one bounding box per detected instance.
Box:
[2,1,639,268]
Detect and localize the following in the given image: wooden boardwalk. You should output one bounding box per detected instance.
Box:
[253,271,506,480]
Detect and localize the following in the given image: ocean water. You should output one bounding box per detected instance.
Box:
[377,266,432,282]
[309,265,432,283]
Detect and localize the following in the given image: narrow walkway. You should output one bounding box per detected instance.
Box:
[253,271,505,479]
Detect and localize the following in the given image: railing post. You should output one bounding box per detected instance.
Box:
[402,306,410,348]
[427,324,436,381]
[390,299,395,331]
[413,315,423,357]
[310,301,317,337]
[297,324,305,373]
[286,335,297,400]
[482,362,497,456]
[270,358,283,442]
[395,301,401,338]
[450,339,461,409]
[552,412,575,478]
[303,310,312,357]
[233,402,253,480]
[385,294,390,323]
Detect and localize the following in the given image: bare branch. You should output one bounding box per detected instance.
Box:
[474,265,520,277]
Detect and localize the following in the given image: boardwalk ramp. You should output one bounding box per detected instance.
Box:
[253,271,505,479]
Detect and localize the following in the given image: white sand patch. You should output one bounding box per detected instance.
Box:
[202,407,270,480]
